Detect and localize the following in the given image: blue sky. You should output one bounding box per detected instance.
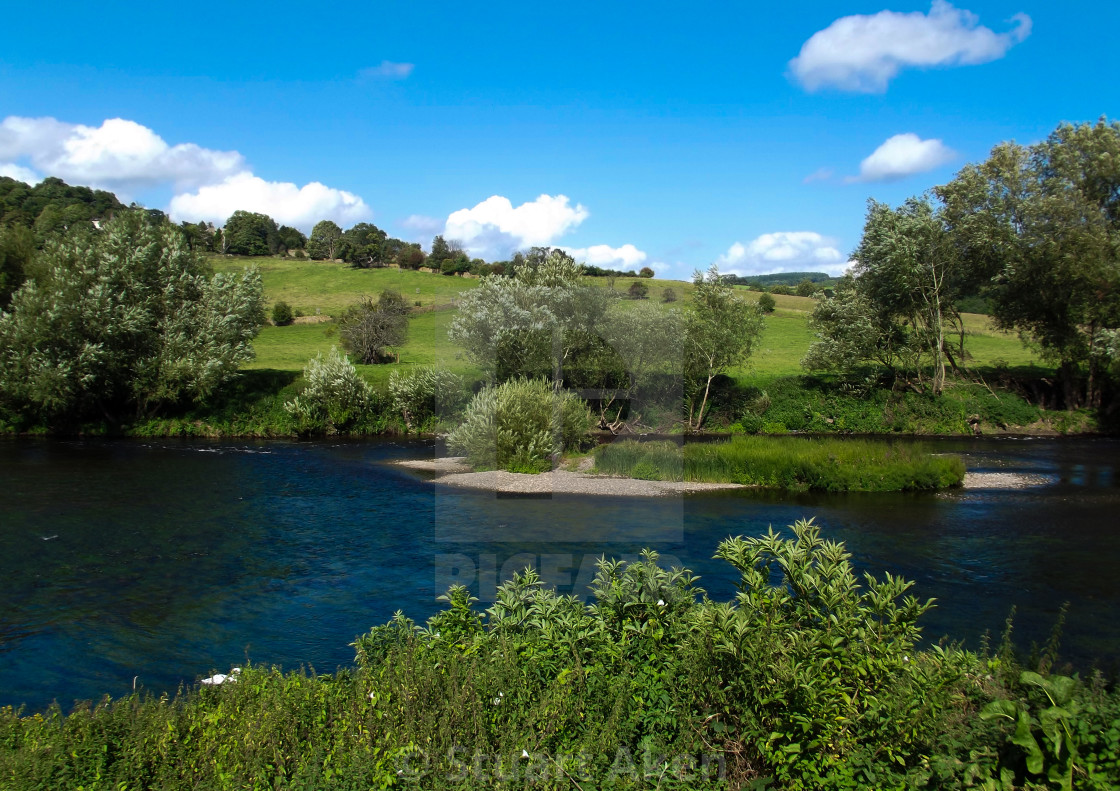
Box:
[1,0,1116,279]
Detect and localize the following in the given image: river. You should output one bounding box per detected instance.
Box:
[1,435,1117,711]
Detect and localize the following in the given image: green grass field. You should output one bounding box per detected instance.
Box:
[219,255,1044,383]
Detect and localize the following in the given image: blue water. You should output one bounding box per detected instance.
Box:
[1,435,1118,711]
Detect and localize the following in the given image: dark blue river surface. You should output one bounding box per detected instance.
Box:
[1,435,1118,711]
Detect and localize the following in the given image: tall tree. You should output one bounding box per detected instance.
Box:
[938,118,1120,407]
[307,220,342,260]
[683,265,764,430]
[339,222,388,267]
[0,225,35,307]
[851,196,964,395]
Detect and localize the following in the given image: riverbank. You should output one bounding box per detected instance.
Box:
[397,448,1045,495]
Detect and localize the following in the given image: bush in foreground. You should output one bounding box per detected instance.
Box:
[447,377,592,472]
[388,367,466,431]
[6,521,1117,789]
[594,436,965,491]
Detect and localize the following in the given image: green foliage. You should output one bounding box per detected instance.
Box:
[338,290,409,364]
[271,300,294,326]
[223,210,279,256]
[0,666,406,790]
[0,224,35,307]
[661,286,678,303]
[0,175,124,234]
[387,366,465,430]
[594,436,965,491]
[627,280,649,299]
[447,377,592,472]
[0,213,265,429]
[758,291,776,313]
[639,266,655,278]
[307,219,342,260]
[938,118,1120,408]
[448,248,613,383]
[684,265,766,429]
[284,348,378,434]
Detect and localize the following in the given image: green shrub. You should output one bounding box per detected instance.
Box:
[271,300,294,325]
[758,292,777,313]
[447,378,592,472]
[387,367,465,431]
[283,348,376,434]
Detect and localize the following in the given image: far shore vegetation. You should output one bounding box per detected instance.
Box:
[1,119,1117,455]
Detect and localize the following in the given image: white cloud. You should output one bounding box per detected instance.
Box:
[0,116,244,191]
[359,61,415,80]
[169,172,371,231]
[789,1,1031,92]
[0,163,40,184]
[563,243,648,270]
[444,194,590,258]
[716,232,849,276]
[853,133,956,182]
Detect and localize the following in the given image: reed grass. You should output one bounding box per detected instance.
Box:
[593,436,965,491]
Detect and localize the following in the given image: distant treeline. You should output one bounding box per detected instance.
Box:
[721,270,838,288]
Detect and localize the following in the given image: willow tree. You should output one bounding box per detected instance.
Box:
[938,118,1120,408]
[0,213,264,428]
[850,197,964,396]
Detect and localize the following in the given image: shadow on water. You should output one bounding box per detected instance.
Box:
[1,435,1117,711]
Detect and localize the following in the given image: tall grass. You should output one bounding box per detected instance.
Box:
[594,436,965,491]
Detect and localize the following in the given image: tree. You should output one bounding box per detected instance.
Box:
[683,265,764,430]
[339,290,410,364]
[223,210,278,256]
[628,281,649,299]
[448,248,610,383]
[339,222,388,267]
[801,276,919,382]
[0,213,265,427]
[428,235,452,268]
[0,225,35,308]
[276,225,307,254]
[851,196,964,395]
[938,118,1120,407]
[272,301,294,326]
[307,220,342,260]
[758,292,776,314]
[639,266,655,278]
[599,300,683,429]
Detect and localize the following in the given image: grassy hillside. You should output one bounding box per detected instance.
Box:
[215,255,1042,381]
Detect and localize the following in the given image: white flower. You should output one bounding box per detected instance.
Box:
[657,599,665,606]
[521,749,530,759]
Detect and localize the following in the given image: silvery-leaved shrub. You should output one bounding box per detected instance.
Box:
[284,347,374,433]
[447,377,591,472]
[388,367,465,431]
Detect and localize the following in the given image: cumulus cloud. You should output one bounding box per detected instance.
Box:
[563,243,648,270]
[0,163,41,184]
[789,1,1031,92]
[716,232,849,276]
[0,116,244,191]
[359,61,415,80]
[444,194,590,258]
[853,133,956,182]
[169,172,371,231]
[0,115,376,232]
